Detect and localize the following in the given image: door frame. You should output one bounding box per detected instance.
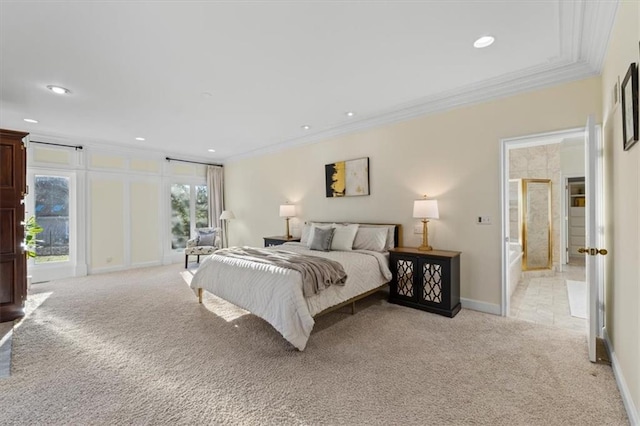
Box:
[500,126,600,319]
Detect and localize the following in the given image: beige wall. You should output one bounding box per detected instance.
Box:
[601,0,640,420]
[90,179,125,269]
[130,181,161,264]
[225,76,602,310]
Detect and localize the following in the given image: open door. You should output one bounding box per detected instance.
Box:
[582,115,607,362]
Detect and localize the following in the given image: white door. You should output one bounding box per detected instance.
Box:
[583,115,607,362]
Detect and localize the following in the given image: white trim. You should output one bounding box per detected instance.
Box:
[460,298,501,316]
[580,0,619,73]
[500,127,588,317]
[603,329,639,426]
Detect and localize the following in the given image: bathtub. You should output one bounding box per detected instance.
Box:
[508,242,523,298]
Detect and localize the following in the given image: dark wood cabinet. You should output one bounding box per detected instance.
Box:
[0,129,28,322]
[389,247,461,318]
[263,236,301,247]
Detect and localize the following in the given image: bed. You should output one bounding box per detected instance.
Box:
[190,222,400,350]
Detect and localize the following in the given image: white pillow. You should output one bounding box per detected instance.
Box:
[330,223,359,251]
[300,224,312,245]
[359,224,395,250]
[306,225,332,249]
[353,227,388,252]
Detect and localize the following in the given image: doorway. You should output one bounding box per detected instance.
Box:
[502,132,587,333]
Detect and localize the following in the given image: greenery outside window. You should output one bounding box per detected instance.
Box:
[171,184,209,249]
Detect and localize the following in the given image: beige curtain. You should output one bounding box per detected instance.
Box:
[206,166,224,232]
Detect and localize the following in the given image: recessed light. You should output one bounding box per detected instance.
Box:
[135,137,145,141]
[301,125,311,130]
[473,36,495,49]
[346,111,355,117]
[46,85,71,95]
[208,149,216,153]
[23,118,39,123]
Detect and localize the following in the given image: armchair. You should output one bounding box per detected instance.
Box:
[184,227,222,268]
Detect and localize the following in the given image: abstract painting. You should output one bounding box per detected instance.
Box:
[325,157,369,197]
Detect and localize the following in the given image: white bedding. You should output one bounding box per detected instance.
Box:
[190,242,392,350]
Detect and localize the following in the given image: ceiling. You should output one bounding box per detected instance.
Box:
[0,1,618,163]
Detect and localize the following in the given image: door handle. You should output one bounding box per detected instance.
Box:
[578,247,608,256]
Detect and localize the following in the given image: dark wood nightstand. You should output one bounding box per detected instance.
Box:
[388,247,461,317]
[263,236,301,247]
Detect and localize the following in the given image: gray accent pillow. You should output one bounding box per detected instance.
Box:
[197,229,217,246]
[308,227,335,251]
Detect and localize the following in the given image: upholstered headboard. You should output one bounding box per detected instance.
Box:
[306,221,402,249]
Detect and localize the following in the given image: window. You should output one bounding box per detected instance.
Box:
[171,184,209,249]
[34,175,70,263]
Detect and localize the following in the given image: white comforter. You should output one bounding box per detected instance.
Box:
[190,242,392,350]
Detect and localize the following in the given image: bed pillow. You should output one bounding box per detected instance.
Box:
[308,227,335,251]
[353,226,388,252]
[300,224,312,245]
[359,224,395,250]
[306,224,331,245]
[330,223,359,251]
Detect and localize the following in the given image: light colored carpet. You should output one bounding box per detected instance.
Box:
[0,264,628,425]
[0,322,13,379]
[567,280,587,319]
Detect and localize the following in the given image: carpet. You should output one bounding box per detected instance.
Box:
[0,265,628,425]
[567,280,587,319]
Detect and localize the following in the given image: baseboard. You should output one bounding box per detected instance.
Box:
[604,329,639,425]
[460,298,501,315]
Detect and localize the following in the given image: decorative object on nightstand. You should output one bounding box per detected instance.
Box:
[413,196,439,251]
[263,236,301,247]
[279,203,296,239]
[388,247,461,317]
[219,210,235,248]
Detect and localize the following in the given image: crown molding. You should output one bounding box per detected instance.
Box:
[225,60,597,164]
[580,0,619,72]
[224,0,618,164]
[26,130,213,165]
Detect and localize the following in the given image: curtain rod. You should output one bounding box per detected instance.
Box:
[165,157,223,167]
[31,140,83,150]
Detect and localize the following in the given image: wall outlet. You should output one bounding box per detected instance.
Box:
[414,224,423,234]
[477,216,492,225]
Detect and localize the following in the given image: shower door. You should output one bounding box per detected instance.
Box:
[521,179,552,271]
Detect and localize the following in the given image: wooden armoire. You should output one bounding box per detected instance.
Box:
[0,129,28,322]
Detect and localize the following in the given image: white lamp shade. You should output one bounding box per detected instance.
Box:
[220,210,235,220]
[413,199,439,219]
[279,204,296,218]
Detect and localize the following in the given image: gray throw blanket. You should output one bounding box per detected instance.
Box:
[213,247,347,297]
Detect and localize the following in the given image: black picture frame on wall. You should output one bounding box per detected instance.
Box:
[621,62,638,151]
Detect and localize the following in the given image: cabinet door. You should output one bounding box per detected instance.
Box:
[417,257,449,307]
[390,254,418,302]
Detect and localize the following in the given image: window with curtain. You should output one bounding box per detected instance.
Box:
[170,183,208,249]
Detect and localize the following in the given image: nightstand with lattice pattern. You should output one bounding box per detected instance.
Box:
[388,248,461,317]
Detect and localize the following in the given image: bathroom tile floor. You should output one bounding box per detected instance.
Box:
[510,263,587,334]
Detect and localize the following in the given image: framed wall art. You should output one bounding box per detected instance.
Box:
[621,62,638,151]
[325,157,369,197]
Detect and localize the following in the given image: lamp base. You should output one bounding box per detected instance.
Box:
[416,219,433,251]
[285,217,291,239]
